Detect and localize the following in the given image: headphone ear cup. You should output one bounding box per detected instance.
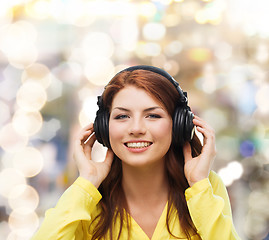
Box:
[173,108,194,146]
[173,107,185,146]
[93,109,110,148]
[184,110,194,142]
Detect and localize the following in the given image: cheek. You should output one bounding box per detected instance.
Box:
[109,121,118,141]
[108,121,127,158]
[152,120,173,144]
[162,124,173,154]
[108,120,125,144]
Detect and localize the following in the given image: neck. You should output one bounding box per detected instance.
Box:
[121,160,169,205]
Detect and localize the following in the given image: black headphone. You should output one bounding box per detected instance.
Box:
[93,65,195,149]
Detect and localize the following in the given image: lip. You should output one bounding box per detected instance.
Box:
[124,140,153,153]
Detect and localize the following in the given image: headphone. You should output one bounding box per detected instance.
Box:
[93,65,195,149]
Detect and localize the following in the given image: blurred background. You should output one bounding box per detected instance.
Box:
[0,0,269,239]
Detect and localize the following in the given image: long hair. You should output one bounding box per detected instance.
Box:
[91,69,202,239]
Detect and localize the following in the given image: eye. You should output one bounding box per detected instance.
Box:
[147,114,161,119]
[114,114,129,120]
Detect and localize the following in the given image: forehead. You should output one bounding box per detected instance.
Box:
[111,86,163,108]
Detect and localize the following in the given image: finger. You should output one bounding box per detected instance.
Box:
[78,125,94,143]
[75,126,95,161]
[196,125,215,140]
[193,118,209,128]
[81,123,94,132]
[194,116,214,136]
[74,139,87,164]
[196,126,216,157]
[86,132,96,147]
[193,115,208,123]
[83,134,96,159]
[183,142,192,162]
[193,115,203,120]
[196,126,213,145]
[79,131,93,144]
[82,130,95,143]
[193,117,215,133]
[78,123,94,136]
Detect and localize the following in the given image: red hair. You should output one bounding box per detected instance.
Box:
[91,69,202,239]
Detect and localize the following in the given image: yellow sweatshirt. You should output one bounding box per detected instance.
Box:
[31,171,241,239]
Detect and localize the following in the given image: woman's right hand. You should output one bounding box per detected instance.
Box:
[73,123,114,188]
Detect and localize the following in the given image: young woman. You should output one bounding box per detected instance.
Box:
[31,65,241,240]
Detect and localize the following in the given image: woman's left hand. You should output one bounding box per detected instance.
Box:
[183,115,217,187]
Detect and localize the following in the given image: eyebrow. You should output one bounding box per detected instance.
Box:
[112,106,164,112]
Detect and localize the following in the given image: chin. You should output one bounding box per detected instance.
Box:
[120,155,166,169]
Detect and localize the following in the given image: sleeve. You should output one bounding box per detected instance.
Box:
[31,177,102,240]
[185,171,241,240]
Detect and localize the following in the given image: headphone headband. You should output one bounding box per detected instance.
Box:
[119,65,188,104]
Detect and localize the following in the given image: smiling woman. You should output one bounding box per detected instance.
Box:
[31,65,241,240]
[109,85,173,168]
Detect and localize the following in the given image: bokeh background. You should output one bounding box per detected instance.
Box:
[0,0,269,239]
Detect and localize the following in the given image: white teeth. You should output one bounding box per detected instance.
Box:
[126,142,151,148]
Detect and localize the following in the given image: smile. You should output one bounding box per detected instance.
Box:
[125,142,152,148]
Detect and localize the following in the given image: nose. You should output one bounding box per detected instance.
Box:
[128,117,146,136]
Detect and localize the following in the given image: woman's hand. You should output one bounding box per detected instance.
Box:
[73,123,114,188]
[183,115,216,187]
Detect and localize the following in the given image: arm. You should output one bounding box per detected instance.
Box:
[31,177,102,240]
[32,123,114,239]
[185,171,241,240]
[183,116,240,239]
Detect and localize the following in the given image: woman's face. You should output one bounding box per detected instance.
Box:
[109,85,173,168]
